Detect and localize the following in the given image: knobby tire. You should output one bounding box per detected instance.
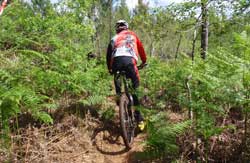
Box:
[119,93,135,149]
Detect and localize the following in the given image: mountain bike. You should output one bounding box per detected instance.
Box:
[116,64,146,149]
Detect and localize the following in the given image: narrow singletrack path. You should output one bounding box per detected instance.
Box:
[91,105,147,163]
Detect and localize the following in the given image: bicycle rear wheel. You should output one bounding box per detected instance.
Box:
[119,93,135,149]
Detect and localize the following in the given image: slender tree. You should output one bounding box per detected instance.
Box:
[201,0,209,59]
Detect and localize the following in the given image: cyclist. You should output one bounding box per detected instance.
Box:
[106,20,147,131]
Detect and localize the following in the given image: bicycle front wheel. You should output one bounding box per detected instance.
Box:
[119,93,135,149]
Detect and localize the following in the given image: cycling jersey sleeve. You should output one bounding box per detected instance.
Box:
[106,42,113,70]
[136,36,147,64]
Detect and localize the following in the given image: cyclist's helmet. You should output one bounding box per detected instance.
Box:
[115,20,129,33]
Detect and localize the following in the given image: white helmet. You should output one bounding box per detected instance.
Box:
[115,20,129,33]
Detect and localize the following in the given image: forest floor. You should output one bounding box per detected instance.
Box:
[1,96,249,163]
[0,97,153,163]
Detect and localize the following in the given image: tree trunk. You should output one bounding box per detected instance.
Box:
[201,0,209,59]
[150,41,154,57]
[175,34,182,60]
[191,29,197,62]
[108,0,113,41]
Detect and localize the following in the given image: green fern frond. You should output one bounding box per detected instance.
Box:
[146,119,191,156]
[79,95,105,106]
[34,111,53,124]
[17,49,49,62]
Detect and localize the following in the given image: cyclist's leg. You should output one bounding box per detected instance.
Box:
[128,59,140,91]
[125,58,145,130]
[112,58,122,105]
[114,74,121,95]
[126,58,140,105]
[112,57,124,95]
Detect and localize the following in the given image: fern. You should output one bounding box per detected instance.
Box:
[17,49,49,62]
[79,95,105,106]
[146,112,191,158]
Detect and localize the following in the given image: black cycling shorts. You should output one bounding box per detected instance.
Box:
[112,56,139,94]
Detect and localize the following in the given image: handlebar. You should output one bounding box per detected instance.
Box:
[137,63,148,70]
[113,63,148,75]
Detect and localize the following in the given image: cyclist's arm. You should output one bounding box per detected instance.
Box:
[106,42,113,71]
[136,36,147,64]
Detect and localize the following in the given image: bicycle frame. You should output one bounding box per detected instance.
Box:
[116,71,134,106]
[115,63,147,148]
[116,70,136,148]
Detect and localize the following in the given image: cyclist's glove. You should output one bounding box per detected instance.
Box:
[109,69,113,75]
[138,63,147,69]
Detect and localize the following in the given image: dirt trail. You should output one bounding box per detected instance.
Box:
[91,106,147,163]
[4,104,147,163]
[92,128,146,163]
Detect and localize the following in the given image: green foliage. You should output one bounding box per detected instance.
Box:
[0,0,111,141]
[80,95,105,106]
[145,112,191,158]
[138,29,250,160]
[99,107,115,121]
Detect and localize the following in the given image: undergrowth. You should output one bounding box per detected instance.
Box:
[137,29,250,162]
[0,1,112,144]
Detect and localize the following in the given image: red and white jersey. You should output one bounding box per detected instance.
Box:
[107,30,147,70]
[0,0,8,15]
